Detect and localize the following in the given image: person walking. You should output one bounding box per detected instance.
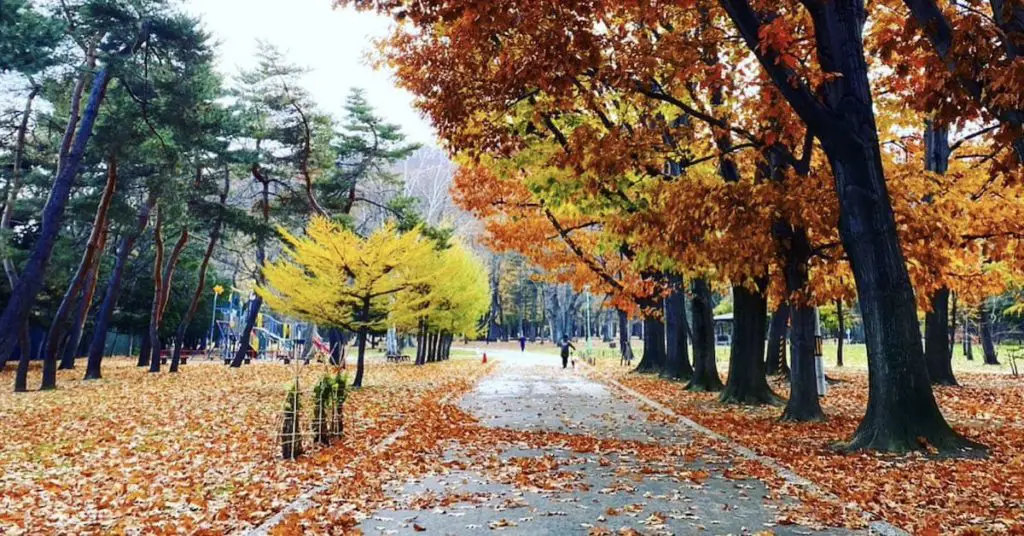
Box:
[559,336,575,369]
[519,334,527,352]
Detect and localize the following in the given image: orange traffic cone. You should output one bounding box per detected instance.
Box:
[482,353,488,364]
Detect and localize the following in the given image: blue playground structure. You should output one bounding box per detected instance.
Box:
[212,288,312,362]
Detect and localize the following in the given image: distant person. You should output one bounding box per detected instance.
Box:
[519,335,526,352]
[559,337,575,369]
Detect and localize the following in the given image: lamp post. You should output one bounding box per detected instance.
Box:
[209,285,223,358]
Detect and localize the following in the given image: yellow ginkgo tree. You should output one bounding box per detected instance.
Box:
[258,217,435,387]
[391,240,490,364]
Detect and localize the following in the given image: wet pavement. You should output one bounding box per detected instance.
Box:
[360,350,859,535]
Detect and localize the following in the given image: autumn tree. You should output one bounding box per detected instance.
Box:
[258,218,436,387]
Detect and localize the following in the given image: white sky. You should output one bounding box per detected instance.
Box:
[183,0,438,146]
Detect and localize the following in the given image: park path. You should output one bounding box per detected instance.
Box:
[360,349,859,535]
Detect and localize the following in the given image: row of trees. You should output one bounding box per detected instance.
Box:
[0,0,445,391]
[346,0,1024,453]
[259,218,489,387]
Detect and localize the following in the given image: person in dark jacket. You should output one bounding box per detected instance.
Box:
[519,335,526,352]
[559,337,575,369]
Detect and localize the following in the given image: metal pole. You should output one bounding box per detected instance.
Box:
[586,287,592,355]
[209,292,218,349]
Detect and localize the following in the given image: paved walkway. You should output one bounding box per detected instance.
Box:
[361,350,856,535]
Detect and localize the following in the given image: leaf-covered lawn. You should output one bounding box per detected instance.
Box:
[598,365,1024,534]
[0,358,489,534]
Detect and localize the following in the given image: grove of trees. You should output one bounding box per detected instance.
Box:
[342,0,1024,454]
[0,0,478,391]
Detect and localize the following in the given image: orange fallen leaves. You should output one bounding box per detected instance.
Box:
[0,358,487,534]
[603,367,1024,535]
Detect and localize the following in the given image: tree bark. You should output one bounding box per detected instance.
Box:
[836,300,845,367]
[634,314,666,373]
[663,278,693,380]
[12,323,32,392]
[687,279,723,392]
[617,309,634,363]
[170,168,230,372]
[353,302,370,388]
[925,288,956,385]
[0,66,113,366]
[41,156,118,389]
[231,164,270,368]
[85,194,155,379]
[778,225,825,421]
[146,206,165,373]
[721,282,780,405]
[765,303,791,377]
[979,301,1000,365]
[719,0,974,452]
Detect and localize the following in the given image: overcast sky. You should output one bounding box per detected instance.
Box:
[183,0,437,146]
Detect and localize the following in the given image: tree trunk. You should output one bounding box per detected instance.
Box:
[687,279,723,392]
[353,309,369,388]
[146,206,165,373]
[85,194,155,380]
[720,0,972,452]
[328,328,344,366]
[925,288,956,385]
[231,166,270,368]
[617,309,634,363]
[635,314,666,373]
[0,68,113,366]
[765,303,791,377]
[964,313,974,361]
[171,169,229,373]
[58,256,102,371]
[979,301,999,365]
[779,225,825,422]
[836,300,845,367]
[721,283,780,405]
[663,278,693,380]
[41,156,118,389]
[137,331,151,368]
[13,323,32,392]
[0,85,41,295]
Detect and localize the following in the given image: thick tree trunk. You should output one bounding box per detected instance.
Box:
[765,303,791,376]
[415,320,426,365]
[979,301,1000,365]
[0,68,113,366]
[664,279,693,380]
[41,157,118,389]
[925,288,956,385]
[137,331,151,368]
[721,283,780,405]
[85,195,155,379]
[687,279,723,392]
[779,225,825,422]
[635,314,666,373]
[617,310,634,363]
[720,0,972,451]
[836,300,845,367]
[13,324,32,392]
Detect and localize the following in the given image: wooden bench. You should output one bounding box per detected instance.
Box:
[386,354,411,363]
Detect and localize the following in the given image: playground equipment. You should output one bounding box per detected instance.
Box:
[210,287,317,363]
